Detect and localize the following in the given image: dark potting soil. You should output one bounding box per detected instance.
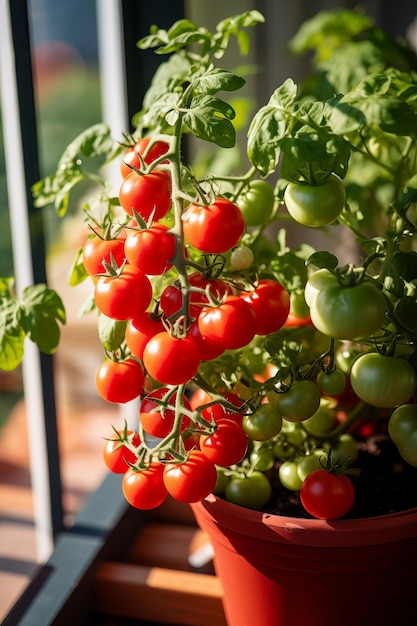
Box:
[263,435,417,519]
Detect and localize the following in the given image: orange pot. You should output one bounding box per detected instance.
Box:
[191,495,417,626]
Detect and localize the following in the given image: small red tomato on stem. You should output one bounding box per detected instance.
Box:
[300,469,355,520]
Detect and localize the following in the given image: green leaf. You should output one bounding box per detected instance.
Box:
[280,131,350,183]
[183,95,236,148]
[141,92,182,130]
[68,248,88,287]
[141,54,192,113]
[18,285,66,354]
[306,251,339,271]
[395,295,417,333]
[324,96,366,134]
[400,174,417,210]
[32,123,113,214]
[0,326,25,371]
[247,79,298,176]
[137,20,210,55]
[98,313,126,352]
[192,67,246,95]
[0,291,25,370]
[157,31,211,55]
[288,9,373,61]
[213,11,265,59]
[342,91,417,135]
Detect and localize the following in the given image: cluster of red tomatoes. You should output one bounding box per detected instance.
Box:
[84,137,293,509]
[103,389,252,510]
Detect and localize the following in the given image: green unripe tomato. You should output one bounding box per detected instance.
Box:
[388,404,417,448]
[230,245,254,270]
[242,404,282,441]
[279,461,303,491]
[284,173,346,227]
[304,268,338,307]
[350,353,417,408]
[271,380,321,422]
[250,448,275,471]
[297,449,328,481]
[272,439,297,461]
[310,281,386,340]
[317,368,347,396]
[302,406,335,437]
[236,180,275,227]
[225,471,272,509]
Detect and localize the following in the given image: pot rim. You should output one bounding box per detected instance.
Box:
[193,494,417,547]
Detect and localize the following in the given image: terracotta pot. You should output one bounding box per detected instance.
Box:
[191,494,417,626]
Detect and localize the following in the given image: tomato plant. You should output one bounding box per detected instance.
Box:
[182,198,245,253]
[32,9,417,521]
[300,469,355,520]
[284,174,346,227]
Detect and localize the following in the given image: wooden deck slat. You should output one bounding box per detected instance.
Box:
[94,561,227,626]
[127,522,214,574]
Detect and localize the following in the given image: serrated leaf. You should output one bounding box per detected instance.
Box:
[192,67,245,95]
[307,251,339,270]
[183,95,236,148]
[247,79,298,176]
[141,92,182,131]
[142,54,191,112]
[280,131,350,183]
[0,326,25,371]
[345,93,417,135]
[18,285,66,354]
[21,285,66,324]
[157,31,211,55]
[32,124,113,213]
[324,96,366,134]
